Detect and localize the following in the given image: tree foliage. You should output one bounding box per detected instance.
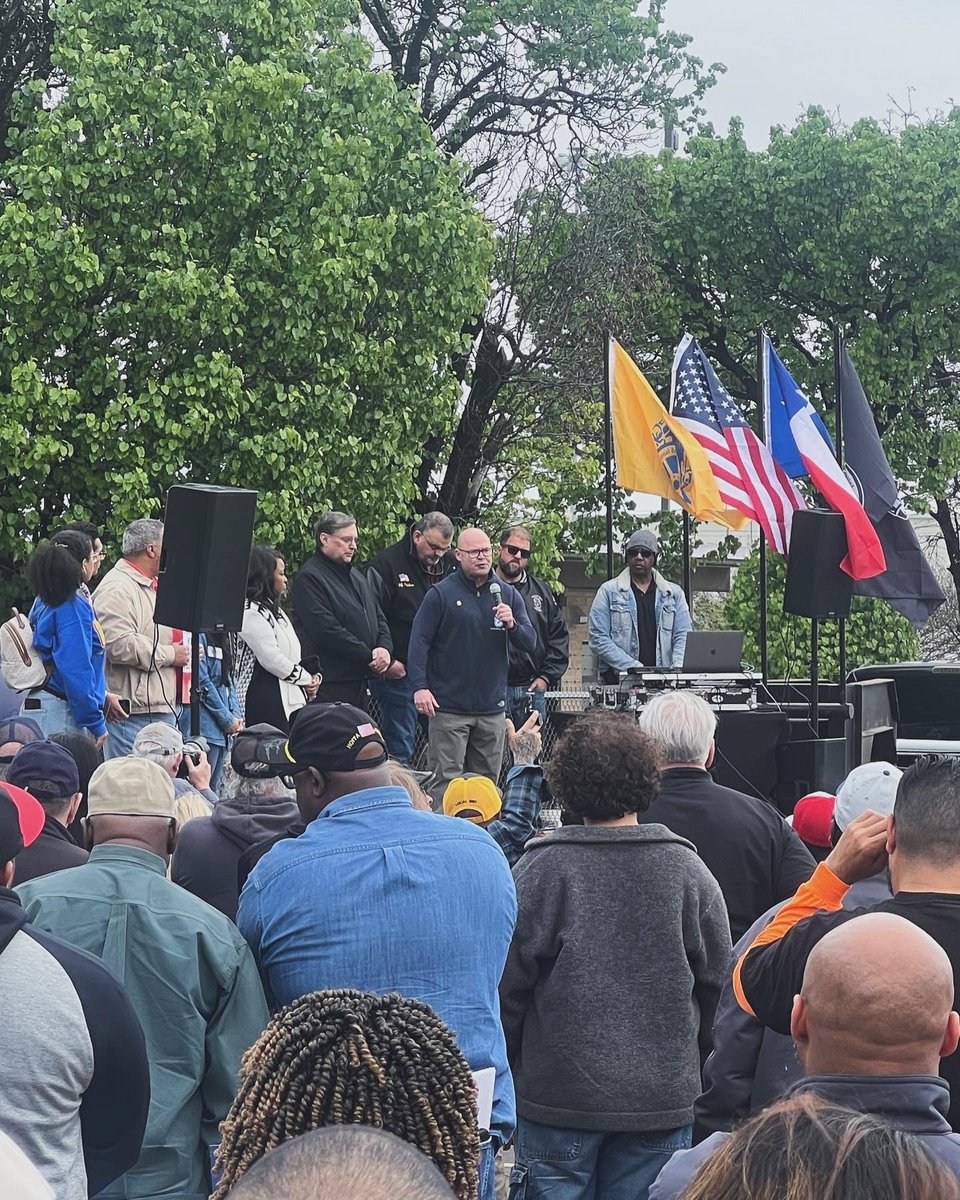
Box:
[0,0,58,161]
[361,0,723,566]
[0,0,491,602]
[626,109,960,596]
[725,550,919,679]
[359,0,720,191]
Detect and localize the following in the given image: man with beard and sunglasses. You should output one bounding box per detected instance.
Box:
[494,527,569,729]
[588,530,691,682]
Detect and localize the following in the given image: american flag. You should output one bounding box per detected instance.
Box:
[670,334,805,556]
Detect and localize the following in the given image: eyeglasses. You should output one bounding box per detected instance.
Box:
[458,547,492,560]
[627,547,656,560]
[325,534,358,547]
[419,536,451,556]
[502,544,531,559]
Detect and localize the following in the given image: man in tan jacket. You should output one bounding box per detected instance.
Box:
[93,518,188,759]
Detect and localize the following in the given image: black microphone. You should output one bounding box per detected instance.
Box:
[489,580,502,607]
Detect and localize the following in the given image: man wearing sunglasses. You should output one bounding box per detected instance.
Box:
[495,527,569,728]
[588,529,691,682]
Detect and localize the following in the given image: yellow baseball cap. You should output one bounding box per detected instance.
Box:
[442,774,502,824]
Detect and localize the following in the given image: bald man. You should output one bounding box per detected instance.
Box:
[408,527,535,801]
[227,1127,456,1200]
[651,913,960,1198]
[733,755,960,1133]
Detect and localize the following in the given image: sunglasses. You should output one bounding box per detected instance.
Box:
[502,544,531,559]
[627,547,656,559]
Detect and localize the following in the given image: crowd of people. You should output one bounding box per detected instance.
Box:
[1,510,960,1200]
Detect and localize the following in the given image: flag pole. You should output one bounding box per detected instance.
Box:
[604,333,615,580]
[756,326,769,686]
[682,511,692,606]
[834,326,847,689]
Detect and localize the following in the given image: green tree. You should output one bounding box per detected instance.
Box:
[359,0,720,189]
[627,109,960,597]
[0,0,491,599]
[725,550,919,679]
[358,0,721,554]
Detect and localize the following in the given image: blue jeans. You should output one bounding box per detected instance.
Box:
[207,742,227,795]
[103,711,177,759]
[20,692,88,738]
[370,674,418,764]
[508,1117,691,1200]
[478,1138,497,1200]
[506,685,547,730]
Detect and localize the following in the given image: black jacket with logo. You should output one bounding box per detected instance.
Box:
[366,533,455,664]
[502,571,570,688]
[291,552,392,684]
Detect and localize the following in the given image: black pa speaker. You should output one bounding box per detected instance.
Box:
[783,509,853,619]
[154,484,258,631]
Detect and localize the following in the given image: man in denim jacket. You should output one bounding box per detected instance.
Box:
[588,530,692,681]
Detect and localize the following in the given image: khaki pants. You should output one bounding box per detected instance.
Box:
[427,711,506,803]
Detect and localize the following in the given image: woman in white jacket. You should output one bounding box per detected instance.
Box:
[236,545,320,731]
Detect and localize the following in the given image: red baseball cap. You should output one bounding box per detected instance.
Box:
[791,791,836,849]
[0,783,45,864]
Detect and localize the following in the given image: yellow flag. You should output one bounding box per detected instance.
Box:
[609,339,748,530]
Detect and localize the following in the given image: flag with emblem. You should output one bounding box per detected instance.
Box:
[608,338,748,529]
[670,333,806,556]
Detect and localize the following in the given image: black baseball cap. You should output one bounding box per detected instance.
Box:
[232,706,388,778]
[7,740,80,800]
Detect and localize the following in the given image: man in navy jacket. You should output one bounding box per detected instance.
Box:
[408,527,535,802]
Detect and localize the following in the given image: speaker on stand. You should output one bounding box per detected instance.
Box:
[782,509,852,771]
[155,484,259,736]
[783,509,853,620]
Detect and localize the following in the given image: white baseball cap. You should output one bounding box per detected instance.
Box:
[834,761,902,831]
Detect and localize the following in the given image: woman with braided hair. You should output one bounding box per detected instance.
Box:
[212,988,480,1200]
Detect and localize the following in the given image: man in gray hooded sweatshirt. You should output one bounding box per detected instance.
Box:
[499,710,731,1200]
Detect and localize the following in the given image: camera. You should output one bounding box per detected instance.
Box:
[177,735,211,778]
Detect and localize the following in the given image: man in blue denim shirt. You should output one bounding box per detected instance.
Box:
[236,703,518,1199]
[588,530,691,681]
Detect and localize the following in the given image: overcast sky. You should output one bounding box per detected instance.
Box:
[666,0,959,147]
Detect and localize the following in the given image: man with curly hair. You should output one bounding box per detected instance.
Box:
[499,710,731,1200]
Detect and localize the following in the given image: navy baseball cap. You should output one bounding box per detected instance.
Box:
[7,740,80,801]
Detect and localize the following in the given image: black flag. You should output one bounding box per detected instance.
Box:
[841,345,944,627]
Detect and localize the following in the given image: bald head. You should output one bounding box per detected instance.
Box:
[227,1126,456,1200]
[791,913,959,1077]
[455,527,493,583]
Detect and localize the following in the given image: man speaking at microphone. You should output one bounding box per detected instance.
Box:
[408,528,535,803]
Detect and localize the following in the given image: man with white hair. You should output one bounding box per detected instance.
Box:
[94,518,188,759]
[638,691,815,941]
[132,721,217,822]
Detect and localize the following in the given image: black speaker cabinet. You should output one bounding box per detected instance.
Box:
[154,484,258,631]
[783,509,853,619]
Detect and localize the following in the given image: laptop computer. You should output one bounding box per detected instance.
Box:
[681,630,745,673]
